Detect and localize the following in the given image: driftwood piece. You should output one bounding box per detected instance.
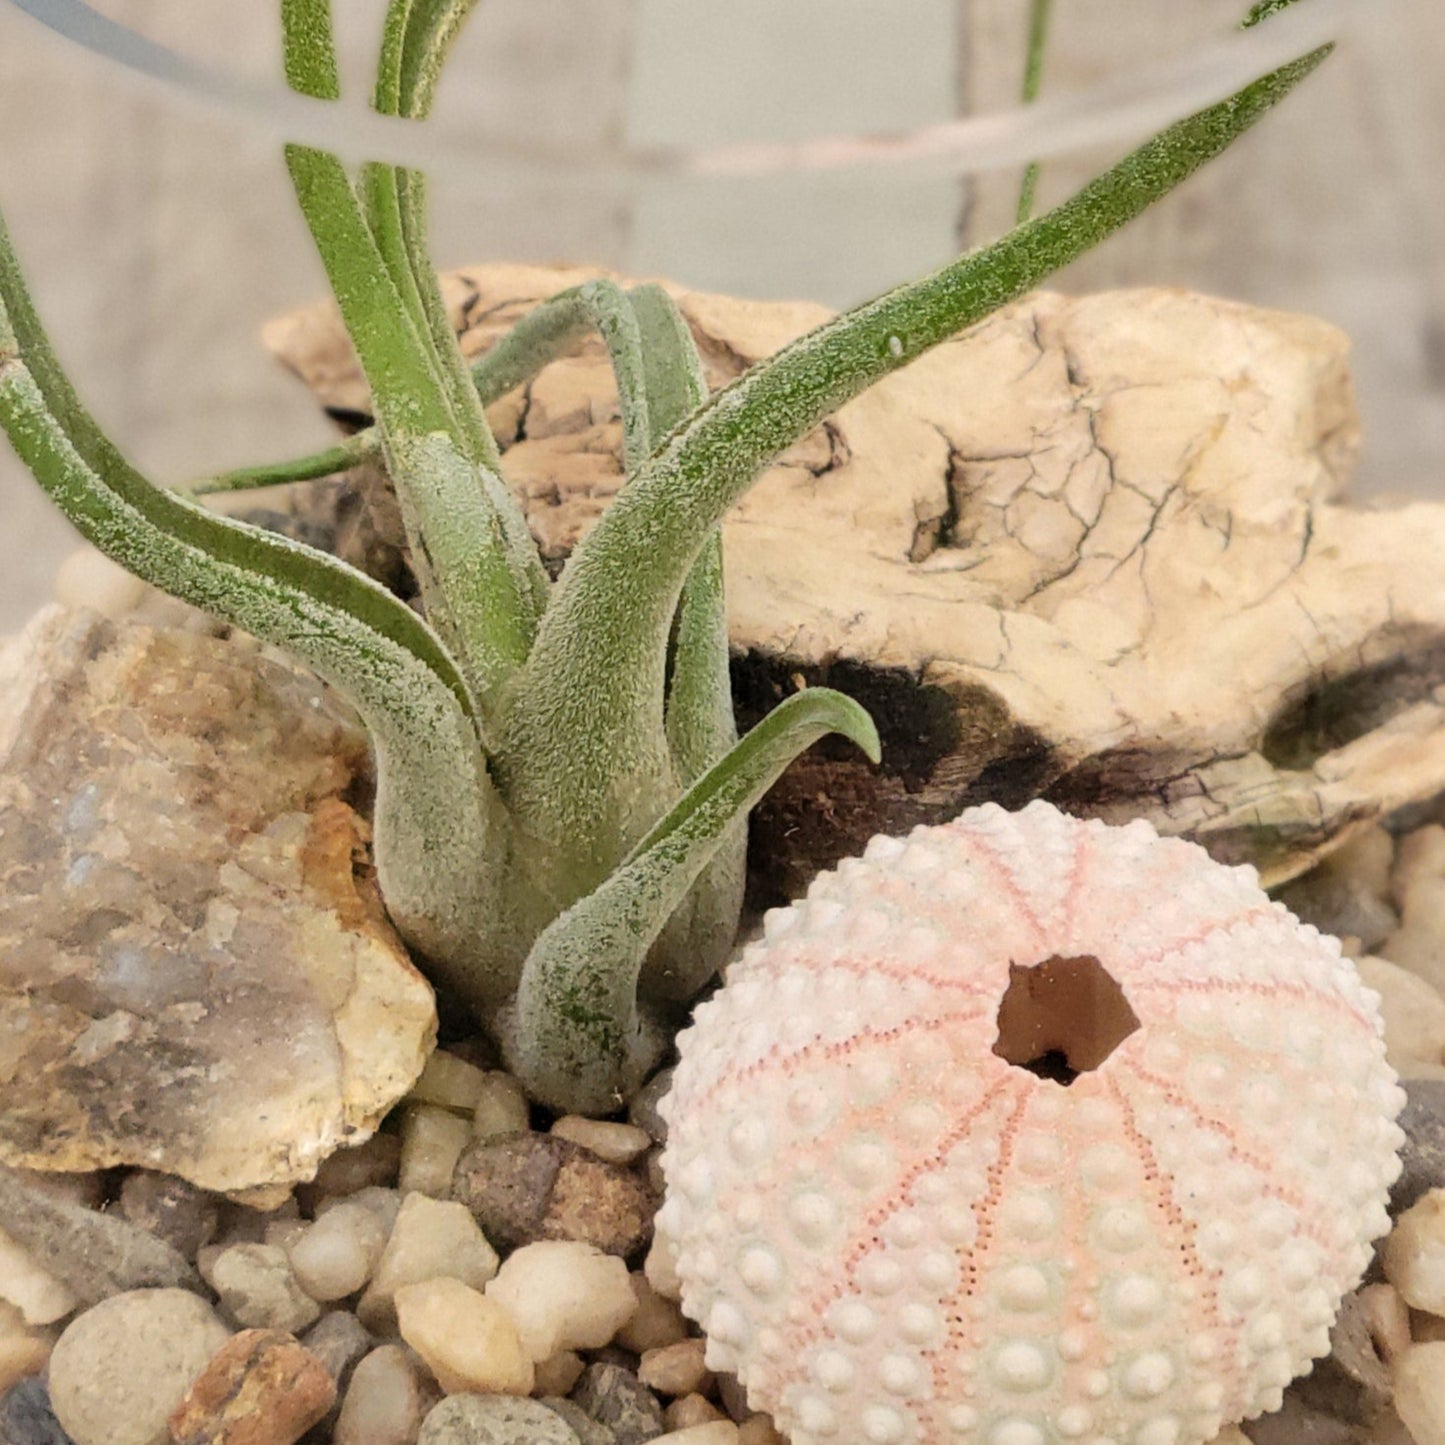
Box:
[264,266,1445,895]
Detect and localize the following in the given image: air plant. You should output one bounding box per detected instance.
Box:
[0,0,1329,1114]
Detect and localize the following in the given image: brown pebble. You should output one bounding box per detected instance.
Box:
[168,1328,336,1445]
[664,1395,725,1431]
[737,1415,785,1445]
[452,1132,656,1257]
[639,1338,712,1398]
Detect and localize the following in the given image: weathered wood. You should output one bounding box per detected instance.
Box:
[268,265,1445,897]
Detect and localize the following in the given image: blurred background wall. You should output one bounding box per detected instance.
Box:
[1,0,1441,631]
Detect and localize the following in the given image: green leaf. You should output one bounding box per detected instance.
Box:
[504,687,880,1114]
[1016,0,1054,223]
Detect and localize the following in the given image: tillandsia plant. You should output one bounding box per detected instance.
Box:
[0,0,1329,1114]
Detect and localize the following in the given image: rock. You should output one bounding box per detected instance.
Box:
[734,1418,783,1445]
[358,1193,499,1336]
[1395,1078,1445,1212]
[471,1074,529,1143]
[48,1289,231,1445]
[540,1397,615,1445]
[263,1220,307,1254]
[300,1311,372,1395]
[272,271,1445,892]
[394,1278,533,1395]
[0,1332,51,1394]
[1392,1342,1445,1445]
[485,1242,636,1362]
[208,1245,321,1334]
[286,1201,387,1303]
[334,1345,439,1445]
[571,1362,665,1445]
[307,1136,403,1202]
[638,1341,710,1399]
[407,1053,490,1115]
[0,1224,77,1325]
[534,1353,587,1398]
[0,607,436,1191]
[711,1376,748,1425]
[1328,1287,1399,1397]
[0,1377,74,1445]
[452,1134,655,1258]
[1354,957,1445,1073]
[550,1120,652,1167]
[418,1395,580,1445]
[1278,826,1399,952]
[1382,1189,1445,1314]
[661,1399,725,1434]
[654,1426,736,1445]
[0,1166,201,1305]
[317,1187,403,1238]
[398,1108,474,1199]
[627,1072,672,1146]
[1240,1397,1362,1445]
[166,1328,336,1445]
[614,1274,687,1354]
[642,1239,681,1304]
[118,1174,220,1261]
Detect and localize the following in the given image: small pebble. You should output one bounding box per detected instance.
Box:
[0,1226,78,1326]
[1278,826,1398,953]
[1393,1341,1445,1445]
[301,1311,373,1393]
[48,1288,231,1445]
[550,1119,652,1167]
[407,1052,490,1115]
[358,1193,499,1336]
[453,1134,654,1258]
[0,1376,73,1445]
[713,1375,749,1425]
[541,1396,616,1445]
[167,1328,336,1445]
[654,1425,736,1445]
[399,1107,474,1199]
[485,1241,636,1362]
[224,1185,295,1214]
[535,1351,587,1397]
[1394,826,1445,904]
[0,1333,50,1394]
[418,1394,580,1445]
[263,1220,308,1253]
[208,1245,321,1334]
[735,1417,784,1445]
[317,1188,403,1238]
[662,1397,724,1433]
[118,1174,220,1261]
[641,1240,681,1305]
[309,1137,404,1202]
[627,1070,673,1146]
[394,1278,534,1396]
[472,1074,530,1143]
[571,1362,665,1445]
[616,1274,686,1354]
[288,1201,388,1303]
[334,1345,438,1445]
[639,1340,711,1399]
[1384,1189,1445,1315]
[1356,957,1445,1072]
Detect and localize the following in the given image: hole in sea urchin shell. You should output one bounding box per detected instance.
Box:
[992,955,1141,1085]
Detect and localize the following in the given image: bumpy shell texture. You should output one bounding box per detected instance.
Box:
[657,801,1404,1445]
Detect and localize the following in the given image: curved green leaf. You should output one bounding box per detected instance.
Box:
[504,687,879,1113]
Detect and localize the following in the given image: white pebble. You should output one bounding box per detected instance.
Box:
[484,1240,637,1362]
[398,1106,474,1198]
[407,1051,490,1114]
[1384,1190,1445,1315]
[1355,957,1445,1070]
[358,1192,499,1335]
[395,1277,534,1395]
[645,1234,684,1302]
[1393,1342,1445,1445]
[318,1186,403,1236]
[209,1243,321,1333]
[0,1223,78,1325]
[472,1072,530,1141]
[289,1199,389,1302]
[551,1116,653,1165]
[334,1343,438,1445]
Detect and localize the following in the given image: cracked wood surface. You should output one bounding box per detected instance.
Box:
[266,267,1445,894]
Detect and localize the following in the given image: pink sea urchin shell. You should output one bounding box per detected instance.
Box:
[657,801,1405,1445]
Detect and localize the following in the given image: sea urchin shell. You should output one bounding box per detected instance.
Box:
[657,801,1404,1445]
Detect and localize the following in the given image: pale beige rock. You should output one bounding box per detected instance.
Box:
[334,1344,439,1445]
[270,269,1445,889]
[471,1072,530,1142]
[1359,1282,1413,1366]
[394,1277,534,1395]
[0,607,436,1191]
[655,1423,738,1445]
[615,1271,688,1352]
[1384,1190,1445,1315]
[358,1192,499,1336]
[735,1417,785,1445]
[0,1332,50,1392]
[287,1199,388,1302]
[533,1349,586,1397]
[1392,1342,1445,1445]
[484,1241,636,1363]
[397,1106,473,1199]
[406,1051,489,1115]
[1414,1311,1445,1343]
[664,1398,727,1433]
[550,1117,653,1166]
[643,1235,682,1303]
[0,1223,77,1325]
[639,1338,711,1398]
[1357,958,1445,1073]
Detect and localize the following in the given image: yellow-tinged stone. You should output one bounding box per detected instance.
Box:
[394,1277,534,1396]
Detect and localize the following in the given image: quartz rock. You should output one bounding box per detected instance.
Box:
[0,1224,77,1325]
[534,1352,586,1398]
[48,1288,231,1445]
[470,1073,529,1143]
[394,1278,533,1395]
[0,606,436,1191]
[358,1192,499,1336]
[167,1328,336,1445]
[550,1119,652,1167]
[399,1107,474,1199]
[484,1241,636,1362]
[661,1399,724,1434]
[287,1200,387,1302]
[208,1245,321,1334]
[638,1340,710,1399]
[317,1187,403,1238]
[1391,1343,1445,1445]
[407,1053,489,1115]
[418,1395,580,1445]
[1354,957,1445,1073]
[334,1344,439,1445]
[452,1133,654,1258]
[1382,1189,1445,1315]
